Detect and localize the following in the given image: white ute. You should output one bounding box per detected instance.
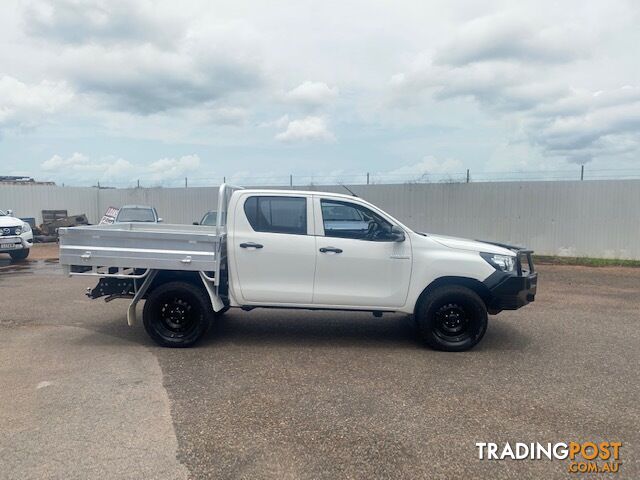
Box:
[60,184,537,351]
[0,209,33,260]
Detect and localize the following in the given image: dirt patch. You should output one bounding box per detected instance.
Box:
[29,242,59,260]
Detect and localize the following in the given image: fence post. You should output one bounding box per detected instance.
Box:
[466,169,470,183]
[366,172,370,185]
[580,165,584,181]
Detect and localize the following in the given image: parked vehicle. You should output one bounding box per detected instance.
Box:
[59,184,537,351]
[194,211,218,226]
[0,209,33,260]
[115,205,162,223]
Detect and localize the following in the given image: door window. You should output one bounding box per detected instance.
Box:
[321,199,393,241]
[244,196,307,235]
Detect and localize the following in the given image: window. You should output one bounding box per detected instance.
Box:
[200,212,227,226]
[116,207,157,222]
[321,199,393,240]
[244,196,307,235]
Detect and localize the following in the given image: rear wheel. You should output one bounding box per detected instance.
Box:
[416,285,488,351]
[143,281,213,348]
[9,249,29,261]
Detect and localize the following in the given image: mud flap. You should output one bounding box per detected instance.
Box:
[198,272,226,312]
[126,270,158,326]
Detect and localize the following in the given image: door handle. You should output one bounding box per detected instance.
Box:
[319,247,343,254]
[240,242,264,249]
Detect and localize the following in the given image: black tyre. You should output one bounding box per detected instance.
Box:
[9,249,29,261]
[143,281,213,348]
[416,285,488,351]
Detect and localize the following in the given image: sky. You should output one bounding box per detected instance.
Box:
[0,0,639,187]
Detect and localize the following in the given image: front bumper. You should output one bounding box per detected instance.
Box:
[486,272,537,311]
[483,248,537,313]
[0,233,33,252]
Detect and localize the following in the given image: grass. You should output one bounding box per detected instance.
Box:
[534,255,640,268]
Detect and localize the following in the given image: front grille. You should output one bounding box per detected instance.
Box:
[1,226,19,236]
[517,251,535,275]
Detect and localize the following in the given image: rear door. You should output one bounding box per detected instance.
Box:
[312,197,412,308]
[232,194,316,304]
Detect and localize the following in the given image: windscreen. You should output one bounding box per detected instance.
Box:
[117,208,156,222]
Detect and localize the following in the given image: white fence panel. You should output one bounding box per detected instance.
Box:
[2,180,639,259]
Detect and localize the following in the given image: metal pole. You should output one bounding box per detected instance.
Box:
[290,174,293,187]
[137,179,140,188]
[466,169,470,183]
[223,176,226,183]
[185,177,188,188]
[580,165,584,181]
[366,172,370,185]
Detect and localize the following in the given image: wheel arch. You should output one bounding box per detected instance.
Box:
[144,270,207,297]
[414,276,491,315]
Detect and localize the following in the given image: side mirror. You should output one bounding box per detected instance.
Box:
[6,209,13,216]
[192,222,199,225]
[390,225,405,242]
[157,218,163,223]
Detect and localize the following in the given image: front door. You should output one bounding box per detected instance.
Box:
[232,194,316,304]
[312,198,412,308]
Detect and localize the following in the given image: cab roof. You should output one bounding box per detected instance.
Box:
[240,189,359,199]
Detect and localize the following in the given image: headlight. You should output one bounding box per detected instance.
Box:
[481,252,516,272]
[22,222,31,233]
[14,226,22,235]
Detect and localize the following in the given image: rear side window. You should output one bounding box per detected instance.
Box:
[244,196,307,235]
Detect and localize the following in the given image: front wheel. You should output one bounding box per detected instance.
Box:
[9,248,29,261]
[143,281,213,348]
[416,285,488,351]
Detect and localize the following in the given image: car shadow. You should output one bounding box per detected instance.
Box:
[202,310,420,350]
[75,308,531,353]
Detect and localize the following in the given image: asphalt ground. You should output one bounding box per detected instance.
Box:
[0,246,638,479]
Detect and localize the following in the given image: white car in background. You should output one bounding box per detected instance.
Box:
[0,209,33,260]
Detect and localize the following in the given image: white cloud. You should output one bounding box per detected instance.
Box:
[387,156,465,180]
[1,0,639,178]
[275,116,335,143]
[284,81,338,107]
[148,155,201,181]
[22,2,264,115]
[209,107,249,126]
[435,13,584,66]
[25,0,184,46]
[40,153,202,185]
[259,114,290,129]
[41,152,134,180]
[390,9,640,167]
[0,75,73,130]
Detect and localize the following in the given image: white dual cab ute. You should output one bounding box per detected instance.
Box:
[0,209,33,260]
[60,184,537,351]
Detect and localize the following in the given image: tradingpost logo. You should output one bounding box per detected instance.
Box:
[476,441,623,474]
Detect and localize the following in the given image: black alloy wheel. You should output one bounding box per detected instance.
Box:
[416,285,488,351]
[143,281,212,347]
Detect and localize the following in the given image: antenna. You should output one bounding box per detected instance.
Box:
[339,184,358,197]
